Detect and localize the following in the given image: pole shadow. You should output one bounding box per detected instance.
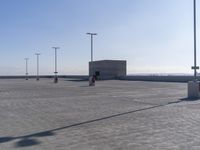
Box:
[180,97,200,101]
[0,130,55,148]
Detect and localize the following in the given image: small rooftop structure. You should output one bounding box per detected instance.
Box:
[89,60,126,79]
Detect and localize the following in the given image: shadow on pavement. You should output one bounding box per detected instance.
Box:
[0,131,55,148]
[64,79,88,82]
[180,97,200,101]
[0,98,197,148]
[15,138,41,147]
[80,85,90,87]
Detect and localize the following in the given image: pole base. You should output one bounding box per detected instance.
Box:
[188,81,200,99]
[54,77,58,83]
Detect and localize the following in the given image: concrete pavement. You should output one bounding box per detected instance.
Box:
[0,79,198,150]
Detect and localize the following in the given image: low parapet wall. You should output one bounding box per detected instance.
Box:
[0,75,197,83]
[118,75,196,83]
[0,75,89,79]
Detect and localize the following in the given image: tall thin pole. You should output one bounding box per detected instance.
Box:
[35,53,40,81]
[91,35,93,62]
[52,47,60,83]
[25,58,29,80]
[194,0,197,80]
[55,49,57,74]
[87,33,97,62]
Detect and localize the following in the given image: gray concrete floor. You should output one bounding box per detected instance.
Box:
[0,79,198,150]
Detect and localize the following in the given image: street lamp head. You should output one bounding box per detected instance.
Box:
[86,33,97,36]
[24,58,29,60]
[52,47,60,49]
[35,53,41,55]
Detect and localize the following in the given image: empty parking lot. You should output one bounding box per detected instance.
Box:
[1,79,200,150]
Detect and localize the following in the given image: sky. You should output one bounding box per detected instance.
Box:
[0,0,198,75]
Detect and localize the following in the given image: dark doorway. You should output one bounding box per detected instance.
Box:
[95,71,100,79]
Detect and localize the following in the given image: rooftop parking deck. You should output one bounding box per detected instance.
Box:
[0,79,199,150]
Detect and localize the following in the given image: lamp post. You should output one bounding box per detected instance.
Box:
[24,58,29,80]
[35,53,40,81]
[188,0,200,99]
[192,0,199,80]
[52,47,60,83]
[86,33,97,62]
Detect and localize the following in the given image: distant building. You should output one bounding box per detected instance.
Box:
[89,60,126,79]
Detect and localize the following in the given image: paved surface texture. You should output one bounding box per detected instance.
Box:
[0,79,199,150]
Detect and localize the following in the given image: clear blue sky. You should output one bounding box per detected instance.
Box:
[0,0,198,75]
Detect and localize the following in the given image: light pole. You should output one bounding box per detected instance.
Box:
[35,53,41,81]
[192,0,199,80]
[24,58,29,80]
[186,0,200,99]
[86,33,97,62]
[52,47,60,83]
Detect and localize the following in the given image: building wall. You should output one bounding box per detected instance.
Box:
[89,60,126,79]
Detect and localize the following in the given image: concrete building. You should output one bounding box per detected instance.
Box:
[89,60,126,79]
